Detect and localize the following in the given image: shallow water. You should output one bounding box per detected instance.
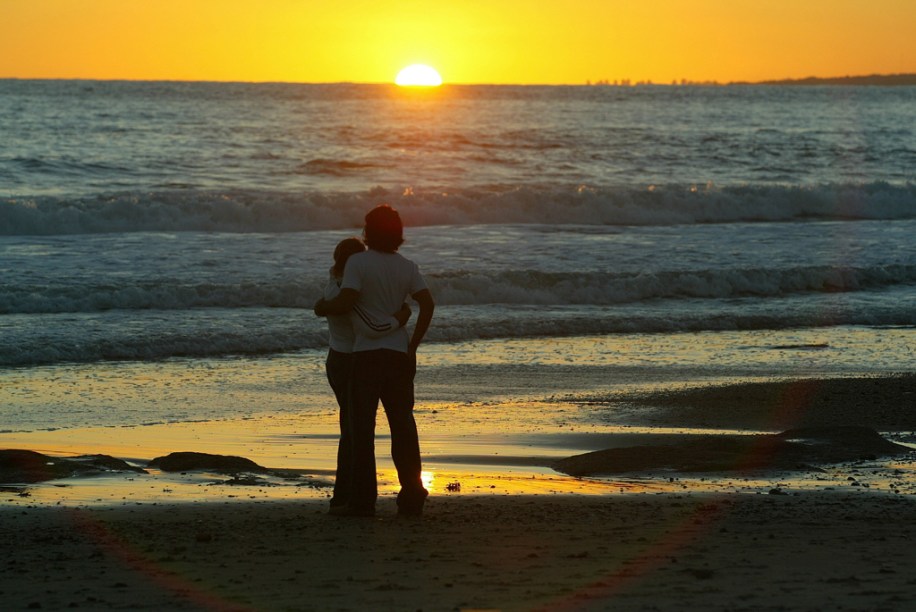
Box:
[2,328,913,433]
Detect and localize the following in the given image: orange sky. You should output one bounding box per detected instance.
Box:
[1,0,913,84]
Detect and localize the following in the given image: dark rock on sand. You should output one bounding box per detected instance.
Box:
[554,426,913,477]
[0,449,146,484]
[69,454,147,473]
[148,452,267,473]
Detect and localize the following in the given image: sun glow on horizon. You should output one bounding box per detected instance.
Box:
[395,64,443,87]
[0,2,913,84]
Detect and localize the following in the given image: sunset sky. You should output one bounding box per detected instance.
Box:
[1,0,913,84]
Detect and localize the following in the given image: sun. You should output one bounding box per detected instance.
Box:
[395,64,443,87]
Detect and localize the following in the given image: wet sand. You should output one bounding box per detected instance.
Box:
[2,373,916,609]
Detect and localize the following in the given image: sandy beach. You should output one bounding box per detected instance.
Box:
[2,492,915,611]
[3,373,916,610]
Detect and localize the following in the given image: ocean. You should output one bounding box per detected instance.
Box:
[1,79,915,433]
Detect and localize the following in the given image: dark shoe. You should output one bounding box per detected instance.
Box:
[328,504,375,518]
[397,488,428,518]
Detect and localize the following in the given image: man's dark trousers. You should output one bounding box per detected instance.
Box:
[348,348,427,512]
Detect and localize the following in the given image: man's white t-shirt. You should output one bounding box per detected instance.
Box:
[323,272,401,353]
[341,250,428,353]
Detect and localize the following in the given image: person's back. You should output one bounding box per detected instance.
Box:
[344,249,425,353]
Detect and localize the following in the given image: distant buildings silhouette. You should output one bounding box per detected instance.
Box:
[585,73,916,86]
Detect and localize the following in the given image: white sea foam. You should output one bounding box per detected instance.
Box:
[2,182,914,236]
[3,293,915,367]
[3,264,914,315]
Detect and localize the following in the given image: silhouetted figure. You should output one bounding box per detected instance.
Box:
[315,205,435,517]
[318,237,411,510]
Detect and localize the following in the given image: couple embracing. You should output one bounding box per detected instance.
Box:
[314,204,435,518]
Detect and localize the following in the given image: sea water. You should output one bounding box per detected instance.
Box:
[1,80,915,431]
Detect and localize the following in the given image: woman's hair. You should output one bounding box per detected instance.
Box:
[332,237,366,277]
[363,204,404,253]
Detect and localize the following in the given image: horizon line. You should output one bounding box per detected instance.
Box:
[2,72,915,87]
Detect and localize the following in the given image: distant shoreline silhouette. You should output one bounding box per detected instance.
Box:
[585,73,916,87]
[742,73,916,86]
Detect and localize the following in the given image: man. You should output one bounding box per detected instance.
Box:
[314,204,435,517]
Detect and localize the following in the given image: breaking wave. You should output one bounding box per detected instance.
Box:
[3,264,915,315]
[2,182,914,236]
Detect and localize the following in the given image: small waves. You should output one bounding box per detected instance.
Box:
[0,280,311,314]
[4,264,915,315]
[3,296,916,367]
[5,156,137,178]
[297,158,384,176]
[0,309,322,367]
[2,182,915,236]
[432,265,916,306]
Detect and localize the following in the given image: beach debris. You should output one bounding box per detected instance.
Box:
[210,475,268,486]
[295,477,334,489]
[552,426,913,477]
[445,481,461,492]
[0,449,146,484]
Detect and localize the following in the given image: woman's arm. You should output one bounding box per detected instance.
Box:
[314,288,358,316]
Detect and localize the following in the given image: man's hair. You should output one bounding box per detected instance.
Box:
[332,237,365,277]
[363,204,404,253]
